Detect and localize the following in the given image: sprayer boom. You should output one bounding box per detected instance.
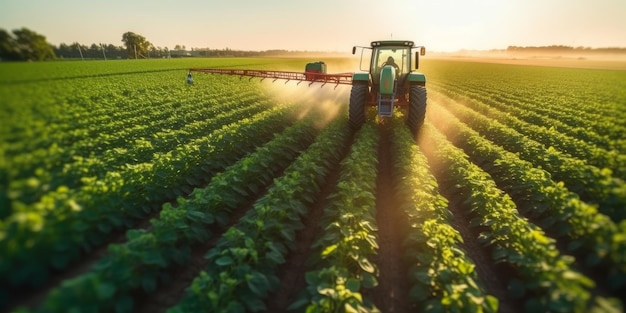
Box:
[189,68,353,86]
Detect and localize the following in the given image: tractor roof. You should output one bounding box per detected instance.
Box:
[371,40,414,48]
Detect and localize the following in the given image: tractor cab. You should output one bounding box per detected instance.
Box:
[350,40,427,135]
[370,42,411,85]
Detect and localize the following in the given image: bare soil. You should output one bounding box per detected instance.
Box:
[367,122,413,312]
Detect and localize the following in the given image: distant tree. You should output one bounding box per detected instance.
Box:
[0,27,55,61]
[121,31,152,59]
[13,28,56,61]
[55,42,73,58]
[0,29,20,60]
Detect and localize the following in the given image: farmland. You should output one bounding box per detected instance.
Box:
[1,56,625,313]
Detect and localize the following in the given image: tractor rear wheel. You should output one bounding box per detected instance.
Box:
[349,84,368,129]
[407,85,427,135]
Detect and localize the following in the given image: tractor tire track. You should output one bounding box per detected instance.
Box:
[368,122,413,312]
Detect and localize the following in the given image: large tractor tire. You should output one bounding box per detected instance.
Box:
[349,84,368,129]
[407,85,427,135]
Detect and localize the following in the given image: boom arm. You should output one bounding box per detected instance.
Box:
[188,68,353,86]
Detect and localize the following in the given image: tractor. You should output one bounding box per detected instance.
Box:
[349,40,427,133]
[188,39,427,133]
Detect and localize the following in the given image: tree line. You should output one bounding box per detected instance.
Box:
[0,27,333,62]
[8,27,623,62]
[0,28,169,61]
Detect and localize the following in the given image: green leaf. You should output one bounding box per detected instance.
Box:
[215,255,233,266]
[241,296,267,312]
[414,269,432,284]
[247,272,271,297]
[409,284,430,301]
[345,278,360,292]
[590,297,623,313]
[491,247,508,263]
[358,257,376,274]
[485,295,499,312]
[567,239,585,252]
[143,251,166,267]
[360,272,378,289]
[96,282,116,300]
[287,295,312,311]
[305,305,323,313]
[126,229,146,240]
[305,271,321,285]
[321,244,338,257]
[157,229,178,243]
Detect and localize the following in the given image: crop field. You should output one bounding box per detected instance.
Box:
[1,56,625,313]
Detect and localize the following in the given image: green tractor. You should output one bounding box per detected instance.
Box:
[349,40,427,133]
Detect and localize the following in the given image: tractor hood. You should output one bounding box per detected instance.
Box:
[379,66,396,95]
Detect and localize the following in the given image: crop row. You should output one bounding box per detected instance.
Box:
[430,80,626,146]
[431,85,626,179]
[3,89,238,157]
[428,102,626,292]
[419,122,609,313]
[0,102,299,294]
[292,123,380,312]
[170,115,351,312]
[5,89,259,174]
[5,96,269,213]
[390,120,498,312]
[23,109,328,312]
[431,90,626,221]
[1,70,211,143]
[423,61,626,127]
[1,75,267,218]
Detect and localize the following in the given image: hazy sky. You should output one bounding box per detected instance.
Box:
[1,0,625,52]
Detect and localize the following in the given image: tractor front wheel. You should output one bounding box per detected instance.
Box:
[407,85,427,135]
[349,84,368,129]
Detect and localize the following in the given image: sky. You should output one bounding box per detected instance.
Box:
[1,0,625,52]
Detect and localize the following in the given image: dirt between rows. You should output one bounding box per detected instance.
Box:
[366,122,413,312]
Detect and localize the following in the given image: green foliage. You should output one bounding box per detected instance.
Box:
[170,117,351,312]
[291,124,381,312]
[0,27,55,61]
[428,103,626,291]
[390,121,498,312]
[431,87,626,221]
[420,123,609,313]
[2,58,625,312]
[31,109,324,312]
[121,31,152,59]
